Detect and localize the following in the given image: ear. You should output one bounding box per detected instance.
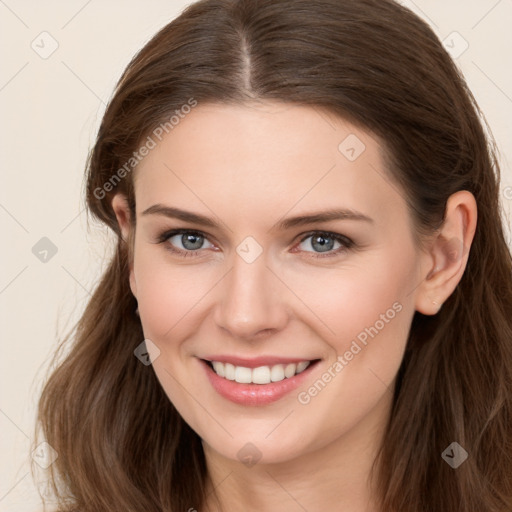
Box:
[415,190,477,315]
[111,193,137,298]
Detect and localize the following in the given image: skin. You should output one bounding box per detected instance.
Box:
[112,101,477,511]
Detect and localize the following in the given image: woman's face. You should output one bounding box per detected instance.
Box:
[118,101,428,465]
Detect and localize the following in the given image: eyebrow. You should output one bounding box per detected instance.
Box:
[141,204,374,231]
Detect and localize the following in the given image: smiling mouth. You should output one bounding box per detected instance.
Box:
[203,359,321,385]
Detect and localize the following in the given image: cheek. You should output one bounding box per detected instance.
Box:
[133,246,216,341]
[291,259,415,442]
[280,244,417,353]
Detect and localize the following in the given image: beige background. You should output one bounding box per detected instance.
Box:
[1,0,511,510]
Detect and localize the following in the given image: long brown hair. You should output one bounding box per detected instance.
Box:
[34,0,512,510]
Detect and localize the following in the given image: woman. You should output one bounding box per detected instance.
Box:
[34,0,512,510]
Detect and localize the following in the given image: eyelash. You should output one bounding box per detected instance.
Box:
[156,228,354,259]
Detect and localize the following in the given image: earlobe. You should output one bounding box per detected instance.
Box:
[415,191,477,315]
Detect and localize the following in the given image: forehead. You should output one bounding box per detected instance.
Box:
[133,101,409,232]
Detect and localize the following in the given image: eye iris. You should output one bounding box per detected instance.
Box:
[182,233,203,250]
[312,234,334,252]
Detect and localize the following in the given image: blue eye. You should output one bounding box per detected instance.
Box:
[297,232,353,256]
[157,229,353,259]
[158,229,215,256]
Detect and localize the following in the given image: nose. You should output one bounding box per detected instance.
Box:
[214,251,289,340]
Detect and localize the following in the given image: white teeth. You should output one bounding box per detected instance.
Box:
[252,366,271,384]
[284,363,296,378]
[212,361,225,377]
[224,363,236,380]
[270,364,285,382]
[235,366,252,384]
[296,361,309,373]
[209,360,312,384]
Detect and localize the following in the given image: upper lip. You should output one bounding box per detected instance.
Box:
[200,355,319,368]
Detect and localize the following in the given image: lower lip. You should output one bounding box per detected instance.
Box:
[200,359,319,406]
